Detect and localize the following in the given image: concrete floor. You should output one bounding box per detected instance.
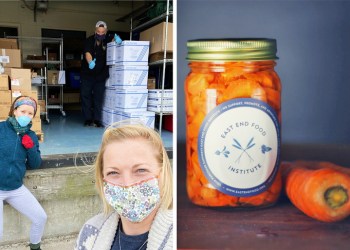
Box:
[0,234,77,250]
[40,110,173,155]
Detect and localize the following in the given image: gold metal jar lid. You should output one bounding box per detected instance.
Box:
[187,38,278,61]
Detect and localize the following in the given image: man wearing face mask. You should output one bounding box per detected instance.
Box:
[0,96,47,250]
[80,20,122,127]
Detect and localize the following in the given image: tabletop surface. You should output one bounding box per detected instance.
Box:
[177,143,350,250]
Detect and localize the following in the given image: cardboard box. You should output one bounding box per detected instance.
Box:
[0,74,9,90]
[149,52,173,63]
[0,104,11,118]
[25,55,45,68]
[0,38,18,49]
[4,68,31,91]
[31,117,41,132]
[140,22,173,54]
[108,65,148,89]
[63,92,80,104]
[35,105,40,116]
[106,41,149,66]
[147,77,156,89]
[12,90,38,103]
[148,89,173,98]
[48,52,57,61]
[101,108,155,129]
[104,88,148,112]
[147,104,173,113]
[0,49,21,68]
[38,100,46,113]
[0,90,11,105]
[147,97,173,105]
[102,107,120,127]
[47,70,59,85]
[118,111,155,129]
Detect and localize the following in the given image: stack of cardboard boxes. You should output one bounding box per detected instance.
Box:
[140,22,174,131]
[103,40,156,128]
[0,38,42,138]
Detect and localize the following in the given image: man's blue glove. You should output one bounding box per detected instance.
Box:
[88,58,96,69]
[114,34,122,45]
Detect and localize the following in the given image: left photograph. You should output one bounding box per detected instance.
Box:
[0,1,173,249]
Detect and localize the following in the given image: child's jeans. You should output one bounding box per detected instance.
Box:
[0,185,47,244]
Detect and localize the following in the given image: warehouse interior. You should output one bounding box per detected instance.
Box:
[0,1,173,247]
[0,0,174,156]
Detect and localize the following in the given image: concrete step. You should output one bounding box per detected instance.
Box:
[0,159,100,247]
[0,233,77,250]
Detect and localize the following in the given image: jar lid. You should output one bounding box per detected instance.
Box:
[187,38,278,61]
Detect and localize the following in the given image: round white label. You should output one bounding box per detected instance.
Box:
[198,98,280,197]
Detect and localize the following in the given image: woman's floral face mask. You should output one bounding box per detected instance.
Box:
[103,177,161,223]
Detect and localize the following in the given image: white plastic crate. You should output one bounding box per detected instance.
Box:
[147,97,173,105]
[117,111,155,129]
[148,89,173,98]
[147,104,173,113]
[106,40,149,66]
[108,65,148,89]
[104,88,148,112]
[101,107,120,127]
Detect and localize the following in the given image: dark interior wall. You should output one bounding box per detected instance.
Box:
[177,0,350,145]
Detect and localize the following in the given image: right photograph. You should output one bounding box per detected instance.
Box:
[177,0,350,249]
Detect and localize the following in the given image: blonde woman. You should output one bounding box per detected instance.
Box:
[75,122,173,250]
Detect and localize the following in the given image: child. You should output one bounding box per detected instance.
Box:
[0,96,47,250]
[75,122,173,249]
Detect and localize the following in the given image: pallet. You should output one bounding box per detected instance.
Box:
[36,131,44,143]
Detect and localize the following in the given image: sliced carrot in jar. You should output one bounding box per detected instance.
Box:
[185,59,282,208]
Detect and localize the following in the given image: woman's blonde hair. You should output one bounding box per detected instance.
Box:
[95,121,173,214]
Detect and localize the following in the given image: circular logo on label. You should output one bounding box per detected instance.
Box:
[198,98,280,197]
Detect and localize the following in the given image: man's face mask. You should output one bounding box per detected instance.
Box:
[95,33,106,41]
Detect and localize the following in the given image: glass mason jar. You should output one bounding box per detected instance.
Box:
[185,39,282,208]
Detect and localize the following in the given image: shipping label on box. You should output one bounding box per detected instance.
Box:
[106,41,150,66]
[140,22,173,54]
[0,49,21,68]
[0,90,11,105]
[4,68,31,91]
[58,70,66,85]
[108,65,148,89]
[12,90,38,102]
[0,74,9,90]
[104,88,148,112]
[148,89,173,98]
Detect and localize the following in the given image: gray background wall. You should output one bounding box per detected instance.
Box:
[177,0,350,145]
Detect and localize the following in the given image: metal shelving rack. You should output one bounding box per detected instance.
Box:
[6,36,65,123]
[130,0,173,136]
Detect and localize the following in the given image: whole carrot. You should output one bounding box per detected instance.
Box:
[293,160,350,175]
[281,161,350,222]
